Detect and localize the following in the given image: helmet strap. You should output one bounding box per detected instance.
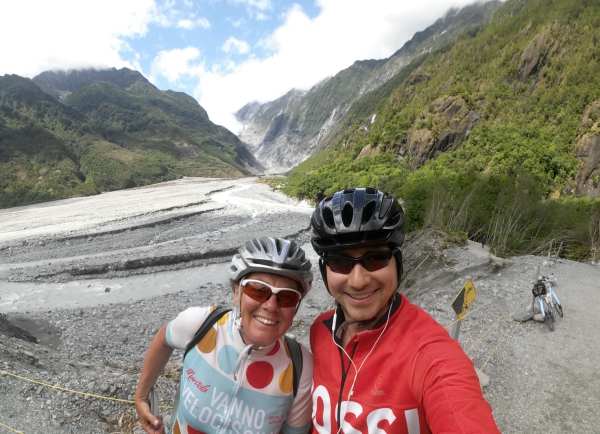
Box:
[318,258,331,294]
[393,248,403,288]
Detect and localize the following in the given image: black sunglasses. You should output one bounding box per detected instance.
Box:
[324,250,394,274]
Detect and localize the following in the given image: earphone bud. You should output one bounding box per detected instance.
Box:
[331,309,337,335]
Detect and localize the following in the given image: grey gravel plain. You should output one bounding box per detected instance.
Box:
[1,178,599,434]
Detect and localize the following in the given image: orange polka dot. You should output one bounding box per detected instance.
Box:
[217,312,229,326]
[197,327,217,353]
[278,362,293,394]
[173,420,181,434]
[246,361,274,389]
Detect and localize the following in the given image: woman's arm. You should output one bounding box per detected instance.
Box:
[135,324,174,434]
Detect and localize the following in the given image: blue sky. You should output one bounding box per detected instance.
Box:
[127,0,320,82]
[0,0,481,131]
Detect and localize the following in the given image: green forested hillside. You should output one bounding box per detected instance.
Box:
[286,0,600,259]
[236,1,501,170]
[0,69,261,208]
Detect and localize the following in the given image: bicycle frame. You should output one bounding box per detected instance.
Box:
[533,275,563,331]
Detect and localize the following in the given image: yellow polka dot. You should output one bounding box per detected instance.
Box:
[173,420,181,434]
[197,327,217,353]
[217,312,229,326]
[278,362,293,394]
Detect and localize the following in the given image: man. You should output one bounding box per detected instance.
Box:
[309,187,500,433]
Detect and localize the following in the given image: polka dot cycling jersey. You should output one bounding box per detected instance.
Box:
[166,306,312,434]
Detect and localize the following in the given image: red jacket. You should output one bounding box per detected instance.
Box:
[310,294,500,434]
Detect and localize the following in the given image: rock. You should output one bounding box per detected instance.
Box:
[489,255,511,272]
[575,132,600,196]
[405,96,479,167]
[519,28,554,80]
[356,144,380,159]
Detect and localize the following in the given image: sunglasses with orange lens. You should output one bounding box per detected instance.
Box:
[240,279,302,308]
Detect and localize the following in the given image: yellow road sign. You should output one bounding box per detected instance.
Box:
[451,279,477,320]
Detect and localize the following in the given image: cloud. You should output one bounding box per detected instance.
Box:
[222,37,251,55]
[195,0,481,131]
[230,0,272,20]
[0,0,159,77]
[150,47,204,83]
[228,17,245,28]
[176,17,211,30]
[231,0,271,11]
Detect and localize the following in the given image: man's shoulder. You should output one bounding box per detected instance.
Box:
[394,296,453,343]
[309,309,336,341]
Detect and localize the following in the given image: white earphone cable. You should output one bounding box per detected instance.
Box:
[331,300,394,434]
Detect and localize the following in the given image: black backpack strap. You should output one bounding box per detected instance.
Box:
[284,335,303,398]
[184,306,232,358]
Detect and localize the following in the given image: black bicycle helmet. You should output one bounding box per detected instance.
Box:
[311,187,405,255]
[311,187,405,287]
[230,237,313,294]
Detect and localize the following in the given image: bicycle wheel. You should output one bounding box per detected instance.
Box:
[544,301,555,331]
[555,303,564,319]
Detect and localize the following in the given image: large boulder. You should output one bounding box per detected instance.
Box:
[518,27,555,80]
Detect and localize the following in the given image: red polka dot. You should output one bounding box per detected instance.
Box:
[246,361,274,389]
[187,426,206,434]
[266,340,280,356]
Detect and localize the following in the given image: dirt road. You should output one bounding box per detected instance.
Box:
[402,235,600,434]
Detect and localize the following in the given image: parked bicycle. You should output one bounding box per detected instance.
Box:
[532,274,563,331]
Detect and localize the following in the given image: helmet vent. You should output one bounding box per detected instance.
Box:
[323,207,335,229]
[274,237,283,255]
[250,239,261,252]
[342,203,354,227]
[362,201,376,224]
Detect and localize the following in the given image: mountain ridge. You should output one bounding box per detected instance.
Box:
[283,0,600,260]
[0,68,262,208]
[236,0,502,172]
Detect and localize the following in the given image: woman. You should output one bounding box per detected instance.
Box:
[135,237,313,434]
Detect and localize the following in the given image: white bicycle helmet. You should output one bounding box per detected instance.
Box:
[229,237,312,294]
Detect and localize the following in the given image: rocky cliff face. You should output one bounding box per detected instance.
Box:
[403,95,480,168]
[575,100,600,196]
[236,1,501,172]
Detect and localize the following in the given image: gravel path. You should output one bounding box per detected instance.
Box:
[1,179,599,434]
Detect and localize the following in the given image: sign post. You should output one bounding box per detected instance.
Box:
[451,278,477,340]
